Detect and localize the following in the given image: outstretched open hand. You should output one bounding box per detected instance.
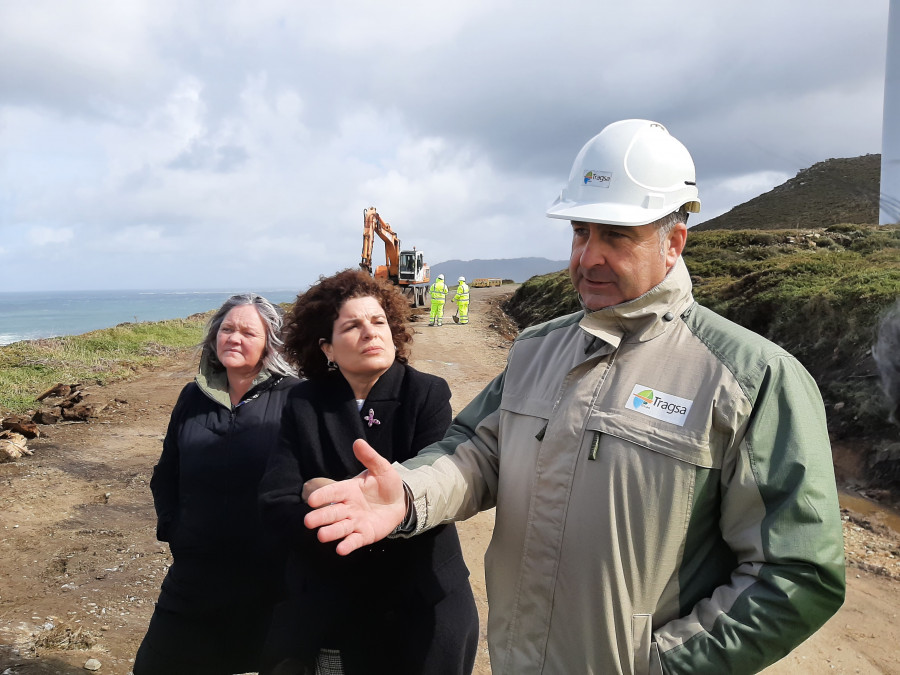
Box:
[304,439,407,556]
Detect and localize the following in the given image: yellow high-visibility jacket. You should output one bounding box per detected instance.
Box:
[453,283,470,303]
[430,279,448,300]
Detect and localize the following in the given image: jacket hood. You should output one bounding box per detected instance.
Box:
[196,347,274,409]
[578,256,694,348]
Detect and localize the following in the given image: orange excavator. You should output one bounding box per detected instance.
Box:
[360,206,430,307]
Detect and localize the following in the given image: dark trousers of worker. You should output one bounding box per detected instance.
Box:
[133,601,272,675]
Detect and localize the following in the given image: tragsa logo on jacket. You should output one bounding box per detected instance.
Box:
[627,384,693,427]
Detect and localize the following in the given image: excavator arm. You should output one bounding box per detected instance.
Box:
[360,206,401,280]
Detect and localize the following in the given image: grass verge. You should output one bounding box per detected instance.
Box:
[0,317,208,414]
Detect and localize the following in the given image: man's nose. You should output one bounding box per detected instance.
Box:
[579,231,607,267]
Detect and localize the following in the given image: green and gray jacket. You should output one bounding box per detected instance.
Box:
[399,257,845,674]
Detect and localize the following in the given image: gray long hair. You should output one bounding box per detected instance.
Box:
[202,293,294,377]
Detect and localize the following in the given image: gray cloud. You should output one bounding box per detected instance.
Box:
[0,0,890,292]
[168,141,249,173]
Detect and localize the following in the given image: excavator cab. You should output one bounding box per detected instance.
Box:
[399,249,428,285]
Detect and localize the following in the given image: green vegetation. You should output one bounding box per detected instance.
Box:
[501,270,582,328]
[691,155,882,232]
[0,317,208,413]
[503,225,900,443]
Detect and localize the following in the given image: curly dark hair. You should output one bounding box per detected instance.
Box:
[283,269,414,379]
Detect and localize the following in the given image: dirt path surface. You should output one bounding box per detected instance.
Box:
[2,285,900,674]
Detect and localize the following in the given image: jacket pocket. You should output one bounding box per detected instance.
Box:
[587,409,719,470]
[499,392,554,447]
[499,389,554,421]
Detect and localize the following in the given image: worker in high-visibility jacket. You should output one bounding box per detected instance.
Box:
[429,274,449,326]
[453,276,470,325]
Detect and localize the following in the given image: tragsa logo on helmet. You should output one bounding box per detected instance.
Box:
[583,170,612,187]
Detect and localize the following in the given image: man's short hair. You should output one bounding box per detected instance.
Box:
[654,208,689,254]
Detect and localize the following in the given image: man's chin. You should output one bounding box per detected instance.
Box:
[578,287,619,312]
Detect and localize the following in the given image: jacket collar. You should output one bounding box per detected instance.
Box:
[314,360,405,472]
[318,358,405,405]
[578,256,694,349]
[196,348,274,409]
[363,359,405,403]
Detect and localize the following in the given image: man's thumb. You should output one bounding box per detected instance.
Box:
[352,438,391,475]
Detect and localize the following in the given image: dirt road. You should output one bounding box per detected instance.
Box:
[1,286,900,674]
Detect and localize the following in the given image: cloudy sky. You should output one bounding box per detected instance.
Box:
[0,0,890,293]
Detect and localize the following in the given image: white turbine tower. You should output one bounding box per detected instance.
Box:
[882,0,900,224]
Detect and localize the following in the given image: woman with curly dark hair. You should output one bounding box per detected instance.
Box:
[259,269,478,675]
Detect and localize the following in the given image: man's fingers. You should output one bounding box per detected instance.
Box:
[306,513,369,556]
[304,500,343,528]
[306,480,352,509]
[314,516,352,543]
[306,440,389,509]
[302,477,335,502]
[335,535,367,556]
[303,440,400,554]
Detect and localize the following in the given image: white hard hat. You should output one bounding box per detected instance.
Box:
[546,119,701,227]
[458,276,465,282]
[437,274,444,279]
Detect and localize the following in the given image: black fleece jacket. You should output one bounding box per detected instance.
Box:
[150,369,299,612]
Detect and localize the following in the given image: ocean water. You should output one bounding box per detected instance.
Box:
[0,289,300,346]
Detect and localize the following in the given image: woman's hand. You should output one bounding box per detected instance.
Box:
[302,477,335,503]
[304,439,407,556]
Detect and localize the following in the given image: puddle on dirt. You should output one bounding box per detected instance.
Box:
[839,491,900,535]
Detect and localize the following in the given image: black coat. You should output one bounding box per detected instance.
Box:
[259,361,478,674]
[150,372,299,613]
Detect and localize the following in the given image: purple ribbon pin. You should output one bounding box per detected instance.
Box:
[364,408,380,427]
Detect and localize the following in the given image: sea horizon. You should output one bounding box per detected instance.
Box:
[0,288,301,346]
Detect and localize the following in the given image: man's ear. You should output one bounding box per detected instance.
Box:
[666,222,688,269]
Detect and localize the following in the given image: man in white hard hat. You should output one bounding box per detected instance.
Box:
[428,273,449,326]
[452,276,470,325]
[304,120,845,674]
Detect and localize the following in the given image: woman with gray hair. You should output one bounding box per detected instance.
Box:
[135,293,300,675]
